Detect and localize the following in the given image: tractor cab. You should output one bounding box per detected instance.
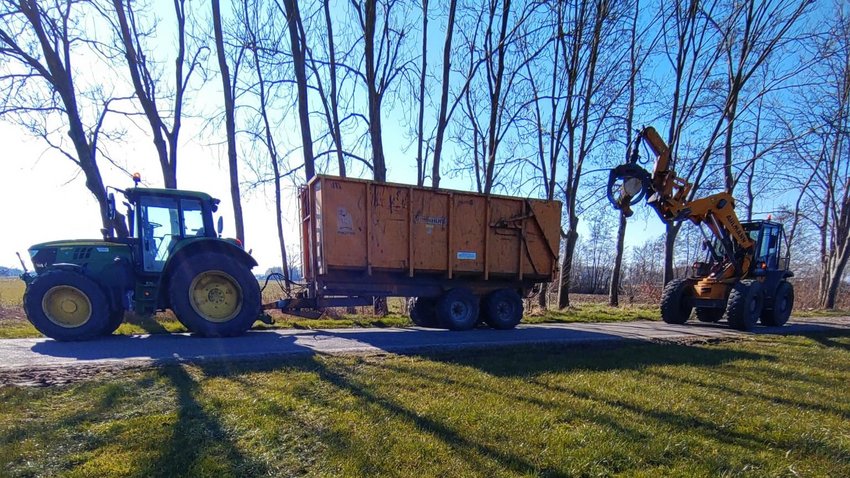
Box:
[115,188,221,273]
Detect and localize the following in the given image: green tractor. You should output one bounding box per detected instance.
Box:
[21,178,262,340]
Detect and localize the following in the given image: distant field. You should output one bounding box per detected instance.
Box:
[1,334,849,476]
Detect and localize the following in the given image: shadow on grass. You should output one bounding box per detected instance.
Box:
[142,365,270,478]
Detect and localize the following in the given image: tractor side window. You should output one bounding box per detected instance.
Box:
[182,200,205,237]
[140,197,180,272]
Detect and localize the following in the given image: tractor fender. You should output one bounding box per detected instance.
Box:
[159,238,258,306]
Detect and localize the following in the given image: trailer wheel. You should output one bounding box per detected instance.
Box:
[660,278,692,324]
[760,281,793,327]
[482,289,524,330]
[725,280,763,331]
[23,270,110,341]
[409,297,438,327]
[169,252,261,337]
[436,288,479,331]
[695,308,723,323]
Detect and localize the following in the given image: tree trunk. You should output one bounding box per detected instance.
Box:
[212,0,245,243]
[663,222,679,284]
[558,224,578,309]
[363,0,386,182]
[323,0,345,177]
[282,0,315,181]
[609,211,627,306]
[431,0,457,188]
[415,0,428,187]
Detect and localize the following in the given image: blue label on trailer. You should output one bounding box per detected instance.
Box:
[457,251,477,260]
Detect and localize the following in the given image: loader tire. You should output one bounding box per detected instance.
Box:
[409,297,438,327]
[695,308,723,323]
[481,289,524,330]
[436,288,479,331]
[660,278,692,324]
[760,281,793,327]
[23,270,110,341]
[169,252,261,337]
[725,280,763,331]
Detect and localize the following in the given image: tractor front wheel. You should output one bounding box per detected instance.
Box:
[660,278,693,324]
[168,252,261,337]
[23,270,110,341]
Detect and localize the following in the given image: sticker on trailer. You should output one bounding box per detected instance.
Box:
[456,251,477,260]
[337,207,354,235]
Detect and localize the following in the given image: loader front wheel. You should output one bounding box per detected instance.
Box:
[725,280,763,331]
[660,278,693,325]
[169,252,261,337]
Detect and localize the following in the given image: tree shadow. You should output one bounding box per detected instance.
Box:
[139,364,271,478]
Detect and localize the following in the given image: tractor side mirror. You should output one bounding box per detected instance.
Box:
[216,216,224,236]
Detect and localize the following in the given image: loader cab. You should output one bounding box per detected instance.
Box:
[124,188,219,273]
[743,220,788,273]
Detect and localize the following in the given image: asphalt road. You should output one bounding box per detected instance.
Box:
[1,317,849,371]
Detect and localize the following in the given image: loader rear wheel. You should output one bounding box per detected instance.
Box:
[695,308,723,323]
[436,288,479,331]
[482,289,524,330]
[660,278,692,324]
[23,270,110,341]
[760,281,793,327]
[725,280,763,331]
[169,252,261,337]
[409,297,437,327]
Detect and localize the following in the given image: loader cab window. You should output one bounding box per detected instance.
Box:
[757,224,781,269]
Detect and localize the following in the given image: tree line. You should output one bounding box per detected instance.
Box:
[1,0,848,309]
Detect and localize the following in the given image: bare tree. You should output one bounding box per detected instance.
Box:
[277,0,315,181]
[237,0,293,283]
[212,0,245,243]
[0,0,117,227]
[109,0,205,188]
[349,0,415,182]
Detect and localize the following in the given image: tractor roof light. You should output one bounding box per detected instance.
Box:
[132,172,141,186]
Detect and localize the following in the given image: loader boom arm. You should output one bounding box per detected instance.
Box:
[612,127,754,278]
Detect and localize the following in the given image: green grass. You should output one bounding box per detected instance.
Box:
[1,333,849,476]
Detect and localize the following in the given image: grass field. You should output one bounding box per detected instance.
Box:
[1,333,849,476]
[0,277,660,339]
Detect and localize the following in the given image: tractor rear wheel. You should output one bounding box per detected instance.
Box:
[435,288,479,331]
[481,289,524,330]
[409,297,438,327]
[23,270,110,341]
[101,310,125,336]
[725,280,763,331]
[760,281,794,327]
[660,278,693,324]
[695,308,723,323]
[168,252,261,337]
